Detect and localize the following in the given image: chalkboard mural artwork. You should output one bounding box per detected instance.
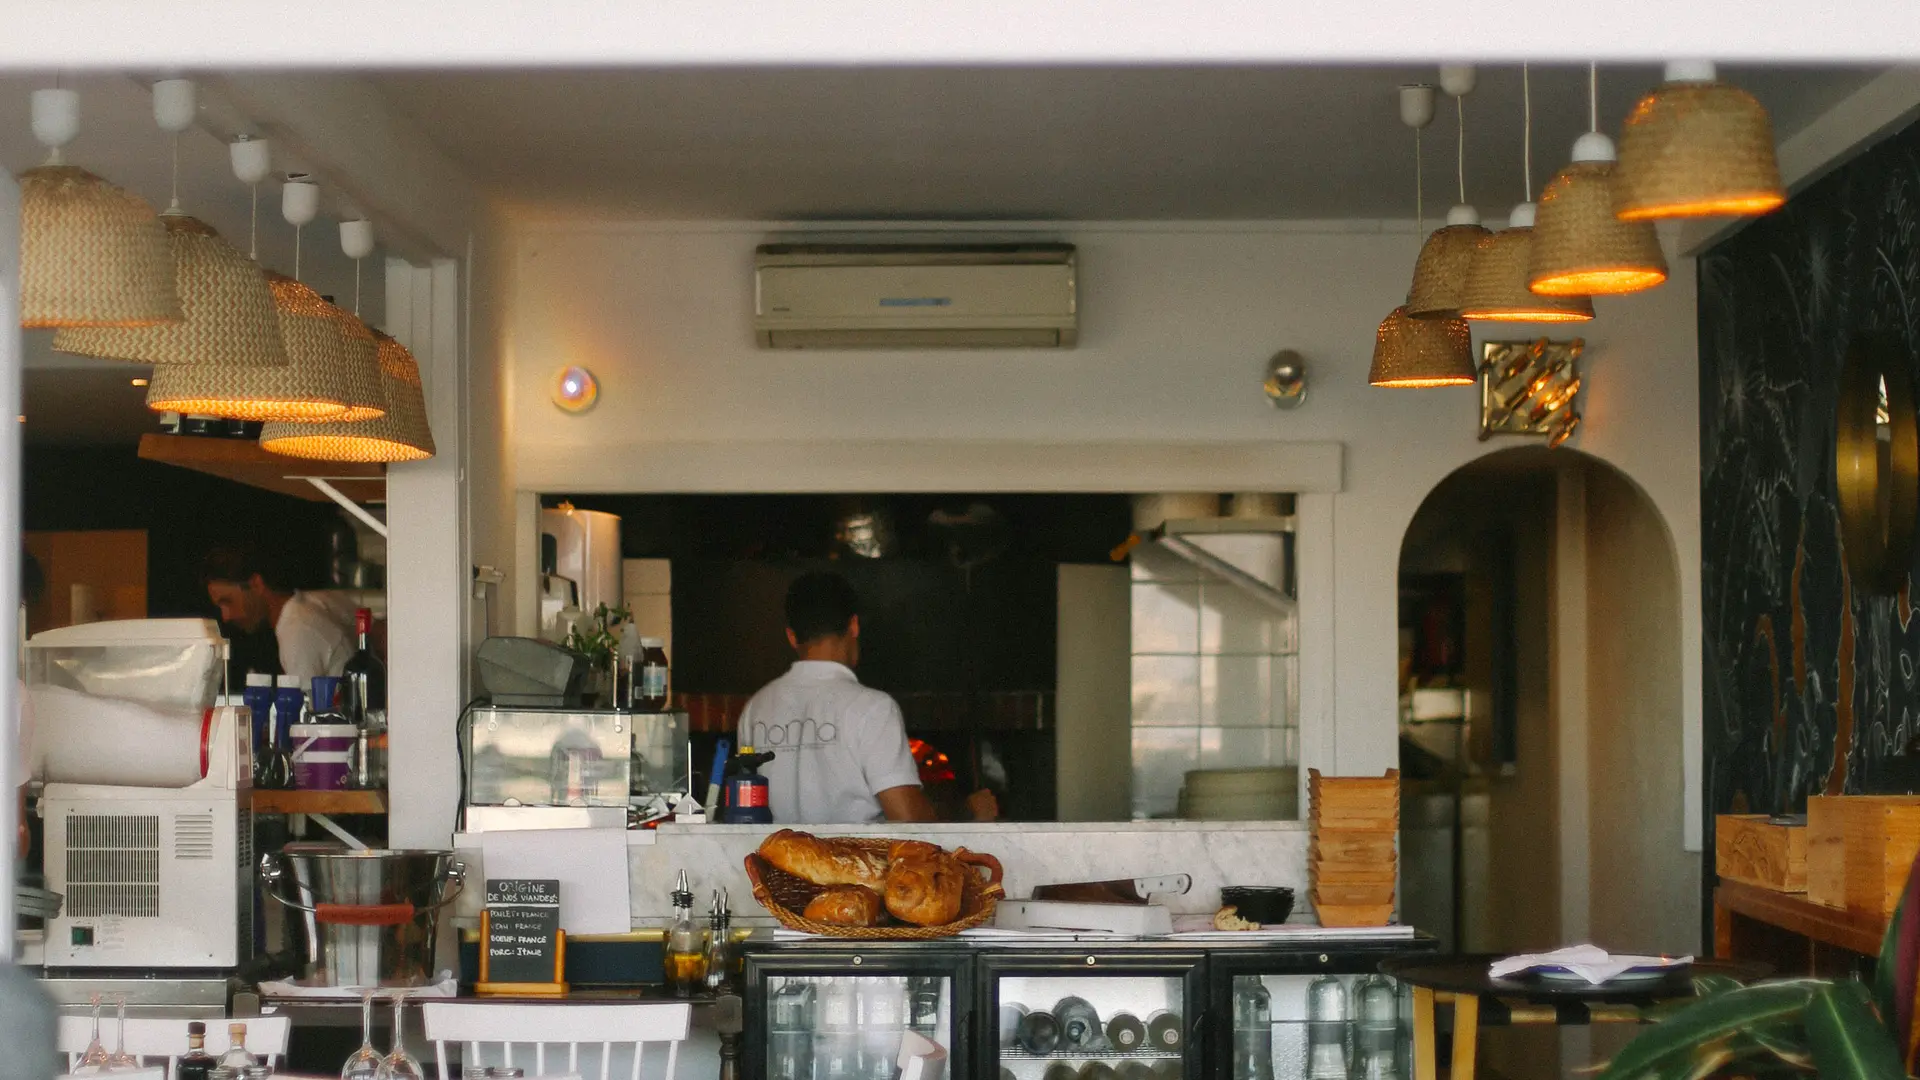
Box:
[1701,115,1920,867]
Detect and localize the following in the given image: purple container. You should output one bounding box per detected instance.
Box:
[289,723,357,790]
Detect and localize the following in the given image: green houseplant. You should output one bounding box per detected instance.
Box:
[1594,858,1920,1079]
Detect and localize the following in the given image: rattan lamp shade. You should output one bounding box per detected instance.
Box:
[324,310,392,423]
[261,332,434,462]
[20,165,181,329]
[1406,223,1491,317]
[52,214,288,367]
[1458,228,1595,322]
[1614,80,1784,220]
[1529,161,1668,296]
[1369,306,1475,387]
[145,273,354,421]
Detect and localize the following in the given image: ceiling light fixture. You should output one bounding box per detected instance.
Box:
[145,272,355,421]
[1407,66,1490,319]
[19,86,181,329]
[52,79,290,369]
[129,378,148,388]
[1613,61,1784,220]
[552,366,600,412]
[260,329,435,462]
[1373,82,1475,388]
[1458,66,1594,323]
[1528,64,1669,296]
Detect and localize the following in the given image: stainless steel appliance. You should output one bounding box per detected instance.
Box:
[258,846,465,987]
[463,706,689,829]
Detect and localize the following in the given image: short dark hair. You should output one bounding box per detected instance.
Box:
[200,543,286,591]
[785,571,858,643]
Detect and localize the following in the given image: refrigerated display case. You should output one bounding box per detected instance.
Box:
[980,948,1207,1080]
[745,941,975,1080]
[1206,940,1437,1080]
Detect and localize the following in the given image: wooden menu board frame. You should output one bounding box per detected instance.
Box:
[475,879,569,996]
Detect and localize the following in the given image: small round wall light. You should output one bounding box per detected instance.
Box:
[550,365,599,413]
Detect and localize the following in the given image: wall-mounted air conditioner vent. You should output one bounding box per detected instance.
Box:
[754,243,1078,349]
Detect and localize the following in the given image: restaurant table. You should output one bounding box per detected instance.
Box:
[1379,955,1770,1080]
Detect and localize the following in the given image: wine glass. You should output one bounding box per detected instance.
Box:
[339,990,383,1080]
[78,993,111,1070]
[105,994,139,1069]
[374,992,423,1080]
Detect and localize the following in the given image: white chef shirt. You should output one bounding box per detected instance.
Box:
[737,661,921,824]
[276,590,355,682]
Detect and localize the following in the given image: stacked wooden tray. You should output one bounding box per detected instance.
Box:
[1309,768,1399,927]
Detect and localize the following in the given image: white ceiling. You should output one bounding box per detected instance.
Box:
[370,64,1887,220]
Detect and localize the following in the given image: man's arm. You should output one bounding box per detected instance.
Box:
[875,784,939,822]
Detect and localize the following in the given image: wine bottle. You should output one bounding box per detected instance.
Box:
[177,1022,217,1080]
[1079,1064,1119,1080]
[999,1002,1030,1047]
[1042,1066,1078,1080]
[1018,1009,1063,1055]
[1054,996,1105,1051]
[342,608,385,728]
[1106,1012,1148,1053]
[1115,1064,1156,1080]
[1145,1010,1184,1051]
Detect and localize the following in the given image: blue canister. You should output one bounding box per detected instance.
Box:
[273,676,307,747]
[242,673,275,750]
[722,749,776,824]
[310,675,343,716]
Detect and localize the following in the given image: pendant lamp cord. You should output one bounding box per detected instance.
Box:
[1521,63,1532,199]
[353,258,362,317]
[1588,62,1599,133]
[168,134,180,214]
[1415,127,1424,237]
[294,223,302,281]
[1456,95,1467,205]
[248,184,258,260]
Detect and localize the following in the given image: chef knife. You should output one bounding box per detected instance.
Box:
[1031,874,1192,904]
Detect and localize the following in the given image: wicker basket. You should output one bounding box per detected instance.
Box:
[745,838,1004,940]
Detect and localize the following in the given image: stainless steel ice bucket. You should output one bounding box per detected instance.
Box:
[260,846,465,987]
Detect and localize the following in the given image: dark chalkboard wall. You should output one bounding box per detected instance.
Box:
[1700,114,1920,848]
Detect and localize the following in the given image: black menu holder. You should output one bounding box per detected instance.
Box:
[476,878,569,995]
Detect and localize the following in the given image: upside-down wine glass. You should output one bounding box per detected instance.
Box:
[373,992,423,1080]
[339,990,383,1080]
[105,994,140,1069]
[78,993,111,1069]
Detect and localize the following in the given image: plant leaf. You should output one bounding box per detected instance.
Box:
[1805,981,1908,1079]
[1875,851,1920,1055]
[1692,972,1747,998]
[1596,980,1819,1080]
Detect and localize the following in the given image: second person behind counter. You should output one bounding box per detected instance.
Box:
[738,571,997,824]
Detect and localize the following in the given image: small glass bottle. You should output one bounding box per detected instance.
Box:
[1305,975,1349,1080]
[635,638,670,712]
[664,870,707,997]
[702,888,737,994]
[177,1021,218,1080]
[217,1023,257,1070]
[1354,975,1401,1080]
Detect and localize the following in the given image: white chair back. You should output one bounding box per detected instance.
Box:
[56,1015,291,1080]
[422,1002,693,1080]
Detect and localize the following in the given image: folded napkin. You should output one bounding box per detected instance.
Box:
[1490,944,1692,985]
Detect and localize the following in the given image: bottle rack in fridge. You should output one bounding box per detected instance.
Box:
[980,949,1208,1080]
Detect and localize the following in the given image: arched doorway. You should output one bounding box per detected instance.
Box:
[1394,446,1696,1075]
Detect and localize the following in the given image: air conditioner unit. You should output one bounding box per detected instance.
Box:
[754,243,1077,348]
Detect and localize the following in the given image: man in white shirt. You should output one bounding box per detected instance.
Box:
[201,545,354,682]
[738,572,940,824]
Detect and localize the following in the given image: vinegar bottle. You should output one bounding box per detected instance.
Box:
[663,871,707,997]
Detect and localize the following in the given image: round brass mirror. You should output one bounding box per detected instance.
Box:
[1835,335,1919,595]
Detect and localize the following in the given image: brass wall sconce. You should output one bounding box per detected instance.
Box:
[1478,339,1584,446]
[1835,335,1917,596]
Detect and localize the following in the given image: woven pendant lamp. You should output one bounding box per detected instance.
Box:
[260,330,433,462]
[52,213,288,366]
[20,165,181,330]
[1458,206,1595,322]
[145,272,353,420]
[1370,305,1475,387]
[1614,61,1783,220]
[1530,138,1668,296]
[1407,210,1491,318]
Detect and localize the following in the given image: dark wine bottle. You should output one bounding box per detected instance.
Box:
[1019,1009,1063,1055]
[1055,995,1104,1050]
[177,1021,217,1080]
[341,607,385,727]
[1146,1009,1184,1051]
[1115,1064,1156,1080]
[1106,1012,1148,1053]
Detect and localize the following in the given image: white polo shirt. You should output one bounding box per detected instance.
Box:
[737,661,921,824]
[276,590,355,682]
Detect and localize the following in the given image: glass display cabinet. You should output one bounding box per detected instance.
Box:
[744,941,975,1080]
[1206,942,1434,1080]
[979,948,1208,1080]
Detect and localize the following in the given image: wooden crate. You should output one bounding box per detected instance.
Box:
[1807,795,1920,914]
[1311,834,1398,862]
[1715,814,1808,892]
[1314,902,1394,927]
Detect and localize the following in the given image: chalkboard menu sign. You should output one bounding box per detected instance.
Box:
[476,878,567,994]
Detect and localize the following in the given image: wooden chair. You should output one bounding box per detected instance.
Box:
[56,1015,291,1080]
[422,1002,694,1080]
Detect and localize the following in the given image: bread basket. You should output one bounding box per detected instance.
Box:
[744,837,1005,939]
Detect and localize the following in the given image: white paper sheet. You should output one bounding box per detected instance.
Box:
[477,827,632,935]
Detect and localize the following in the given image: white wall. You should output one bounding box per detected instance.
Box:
[498,220,1703,839]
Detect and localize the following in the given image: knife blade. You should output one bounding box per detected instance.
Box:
[1031,874,1193,904]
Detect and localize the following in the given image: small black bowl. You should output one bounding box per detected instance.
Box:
[1221,885,1295,925]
